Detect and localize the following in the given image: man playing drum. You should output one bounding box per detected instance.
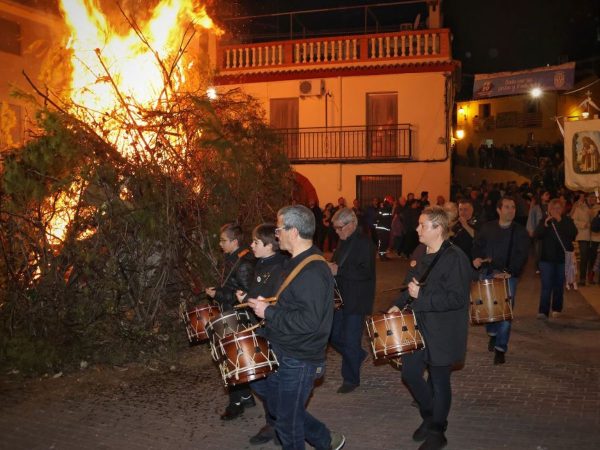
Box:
[388,206,471,450]
[328,207,376,394]
[472,196,529,365]
[205,223,256,420]
[248,205,346,450]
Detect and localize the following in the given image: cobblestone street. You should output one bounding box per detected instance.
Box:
[1,256,600,450]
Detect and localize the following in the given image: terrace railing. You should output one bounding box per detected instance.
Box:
[272,124,413,163]
[218,29,450,72]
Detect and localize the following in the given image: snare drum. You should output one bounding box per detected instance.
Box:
[365,310,425,360]
[206,310,252,361]
[183,304,221,343]
[218,328,278,386]
[470,275,513,325]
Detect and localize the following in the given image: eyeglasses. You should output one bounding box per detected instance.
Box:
[333,223,349,231]
[274,226,290,235]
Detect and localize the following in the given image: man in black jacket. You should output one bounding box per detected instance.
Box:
[389,206,471,450]
[205,223,256,420]
[248,205,345,450]
[472,197,529,365]
[329,207,376,393]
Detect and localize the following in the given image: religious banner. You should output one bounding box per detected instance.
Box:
[473,62,575,99]
[564,118,600,192]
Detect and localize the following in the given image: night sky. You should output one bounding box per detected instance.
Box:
[221,0,600,96]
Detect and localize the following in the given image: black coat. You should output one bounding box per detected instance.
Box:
[395,242,471,366]
[534,216,577,263]
[332,229,376,315]
[247,252,289,298]
[472,221,529,277]
[264,246,334,363]
[213,247,255,311]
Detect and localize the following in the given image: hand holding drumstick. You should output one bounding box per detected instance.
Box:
[247,296,276,319]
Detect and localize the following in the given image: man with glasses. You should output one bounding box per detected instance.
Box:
[205,223,256,420]
[248,205,346,450]
[329,207,376,394]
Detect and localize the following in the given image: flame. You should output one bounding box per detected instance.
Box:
[59,0,219,153]
[46,0,220,248]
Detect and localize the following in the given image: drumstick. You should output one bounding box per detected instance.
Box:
[380,282,427,293]
[244,321,265,332]
[234,296,277,309]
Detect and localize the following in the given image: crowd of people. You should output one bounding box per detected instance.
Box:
[196,180,599,450]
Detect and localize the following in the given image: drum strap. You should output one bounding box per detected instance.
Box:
[550,222,568,253]
[418,240,452,284]
[274,254,327,299]
[503,225,515,273]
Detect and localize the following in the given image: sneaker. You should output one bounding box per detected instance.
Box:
[487,335,496,352]
[329,431,346,450]
[565,284,571,291]
[241,396,256,408]
[494,350,505,365]
[573,282,578,290]
[249,424,276,445]
[551,311,561,318]
[413,420,431,442]
[220,402,244,420]
[536,313,548,320]
[336,384,358,394]
[418,430,447,450]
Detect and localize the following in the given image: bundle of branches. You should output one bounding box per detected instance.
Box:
[0,87,292,373]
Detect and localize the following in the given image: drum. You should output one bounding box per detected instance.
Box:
[334,286,344,311]
[182,304,221,343]
[206,310,252,361]
[470,275,513,325]
[217,328,278,386]
[365,310,425,360]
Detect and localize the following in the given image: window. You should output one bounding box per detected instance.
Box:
[0,18,21,55]
[366,93,398,157]
[478,103,491,118]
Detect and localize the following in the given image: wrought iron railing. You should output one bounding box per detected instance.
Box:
[272,124,413,163]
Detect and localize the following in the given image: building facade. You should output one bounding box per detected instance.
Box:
[212,3,459,205]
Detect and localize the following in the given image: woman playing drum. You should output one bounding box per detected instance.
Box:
[387,206,472,450]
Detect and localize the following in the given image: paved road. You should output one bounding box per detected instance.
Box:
[1,255,600,450]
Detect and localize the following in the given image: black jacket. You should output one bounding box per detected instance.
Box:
[395,242,471,366]
[534,216,577,263]
[332,229,376,315]
[247,252,289,298]
[472,221,529,277]
[213,247,255,311]
[263,246,334,363]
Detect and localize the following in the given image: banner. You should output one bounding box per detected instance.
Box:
[473,62,575,99]
[564,118,600,192]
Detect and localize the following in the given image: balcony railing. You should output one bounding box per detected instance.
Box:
[218,29,450,73]
[272,124,413,163]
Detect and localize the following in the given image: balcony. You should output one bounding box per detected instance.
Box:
[217,28,451,75]
[273,124,413,163]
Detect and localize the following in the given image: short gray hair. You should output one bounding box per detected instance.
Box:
[421,206,450,239]
[278,205,315,239]
[332,207,357,226]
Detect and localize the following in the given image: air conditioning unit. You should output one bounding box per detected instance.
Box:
[299,79,325,97]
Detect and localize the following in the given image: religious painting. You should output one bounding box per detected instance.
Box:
[572,131,600,174]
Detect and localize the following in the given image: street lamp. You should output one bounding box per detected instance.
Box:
[530,87,542,98]
[456,129,465,140]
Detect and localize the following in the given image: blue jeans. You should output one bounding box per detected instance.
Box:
[250,377,275,427]
[539,261,565,316]
[330,310,368,386]
[267,355,331,450]
[485,276,518,353]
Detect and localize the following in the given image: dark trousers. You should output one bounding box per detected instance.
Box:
[250,377,275,426]
[330,310,367,386]
[578,240,599,282]
[229,383,252,404]
[266,355,331,450]
[401,350,452,429]
[539,261,565,315]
